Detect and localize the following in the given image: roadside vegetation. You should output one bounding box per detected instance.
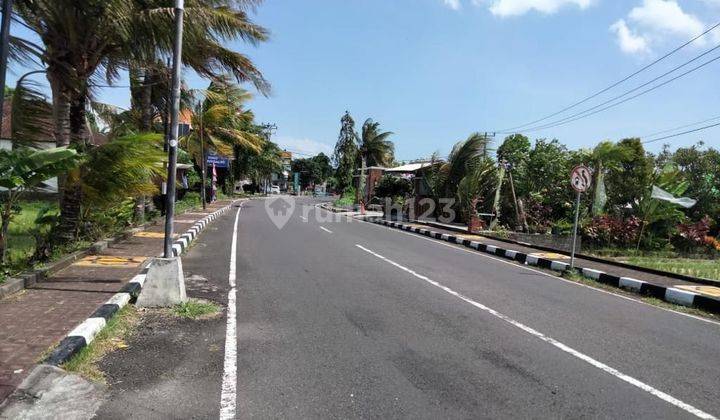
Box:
[0,1,285,282]
[331,115,719,281]
[174,299,222,320]
[61,306,141,383]
[560,269,719,321]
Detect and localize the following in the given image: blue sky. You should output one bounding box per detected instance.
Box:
[8,0,720,160]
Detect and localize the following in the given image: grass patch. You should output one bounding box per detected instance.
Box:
[61,306,140,383]
[619,257,720,282]
[174,299,221,320]
[333,189,356,208]
[5,200,58,267]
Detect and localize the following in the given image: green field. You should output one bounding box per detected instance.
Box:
[620,257,720,282]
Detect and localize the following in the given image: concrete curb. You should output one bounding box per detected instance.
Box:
[43,200,240,367]
[318,203,354,213]
[369,218,720,315]
[170,200,239,257]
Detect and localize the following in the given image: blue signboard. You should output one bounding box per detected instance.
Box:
[206,154,230,168]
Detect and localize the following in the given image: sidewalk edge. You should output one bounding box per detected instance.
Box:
[43,200,241,367]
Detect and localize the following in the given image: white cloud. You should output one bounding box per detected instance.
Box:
[274,136,333,157]
[610,19,650,54]
[611,0,715,55]
[441,0,594,15]
[486,0,594,17]
[443,0,462,10]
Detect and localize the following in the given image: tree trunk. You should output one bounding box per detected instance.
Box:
[141,71,153,131]
[0,208,10,264]
[68,91,89,149]
[56,88,90,241]
[48,72,71,147]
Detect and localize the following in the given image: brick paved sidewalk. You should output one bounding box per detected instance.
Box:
[0,200,233,403]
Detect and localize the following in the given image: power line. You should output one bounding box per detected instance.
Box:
[504,43,720,133]
[496,21,720,133]
[639,114,720,139]
[643,121,720,144]
[511,52,720,134]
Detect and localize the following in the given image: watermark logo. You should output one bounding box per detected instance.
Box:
[265,195,295,229]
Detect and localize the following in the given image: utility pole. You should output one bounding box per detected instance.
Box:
[0,0,13,138]
[163,0,184,258]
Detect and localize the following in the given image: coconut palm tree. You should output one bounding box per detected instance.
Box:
[12,0,270,240]
[357,119,394,204]
[182,79,264,167]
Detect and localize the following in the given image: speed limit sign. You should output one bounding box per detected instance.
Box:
[570,165,592,193]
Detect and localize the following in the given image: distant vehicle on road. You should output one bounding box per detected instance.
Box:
[270,185,280,194]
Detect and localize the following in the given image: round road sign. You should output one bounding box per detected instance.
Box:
[570,165,592,193]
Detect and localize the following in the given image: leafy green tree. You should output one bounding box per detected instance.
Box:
[521,139,572,220]
[605,138,654,212]
[332,112,359,194]
[291,153,333,190]
[0,148,80,262]
[671,143,720,222]
[312,153,333,182]
[496,134,530,170]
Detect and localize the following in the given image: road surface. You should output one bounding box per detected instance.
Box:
[98,197,720,419]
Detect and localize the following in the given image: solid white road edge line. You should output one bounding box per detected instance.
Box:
[219,203,242,420]
[319,226,333,234]
[351,216,720,328]
[354,243,716,420]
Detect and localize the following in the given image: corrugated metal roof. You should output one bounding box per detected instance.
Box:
[384,162,434,173]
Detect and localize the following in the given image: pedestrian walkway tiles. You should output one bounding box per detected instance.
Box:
[530,252,569,260]
[133,231,177,239]
[72,256,147,268]
[676,285,720,298]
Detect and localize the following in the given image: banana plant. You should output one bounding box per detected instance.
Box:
[0,147,80,263]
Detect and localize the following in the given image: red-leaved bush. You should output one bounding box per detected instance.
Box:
[583,215,641,247]
[677,216,712,245]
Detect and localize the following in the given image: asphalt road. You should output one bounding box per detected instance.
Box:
[98,197,720,419]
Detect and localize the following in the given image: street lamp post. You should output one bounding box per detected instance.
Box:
[163,0,185,258]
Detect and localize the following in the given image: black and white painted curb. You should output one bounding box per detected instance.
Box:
[45,200,241,366]
[370,218,720,315]
[171,201,239,257]
[44,269,148,366]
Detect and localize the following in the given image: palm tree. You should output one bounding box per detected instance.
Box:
[357,118,394,204]
[457,159,497,230]
[12,0,270,240]
[182,79,264,167]
[434,133,489,198]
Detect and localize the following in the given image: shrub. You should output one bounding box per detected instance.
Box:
[583,215,641,247]
[676,216,712,245]
[374,175,412,200]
